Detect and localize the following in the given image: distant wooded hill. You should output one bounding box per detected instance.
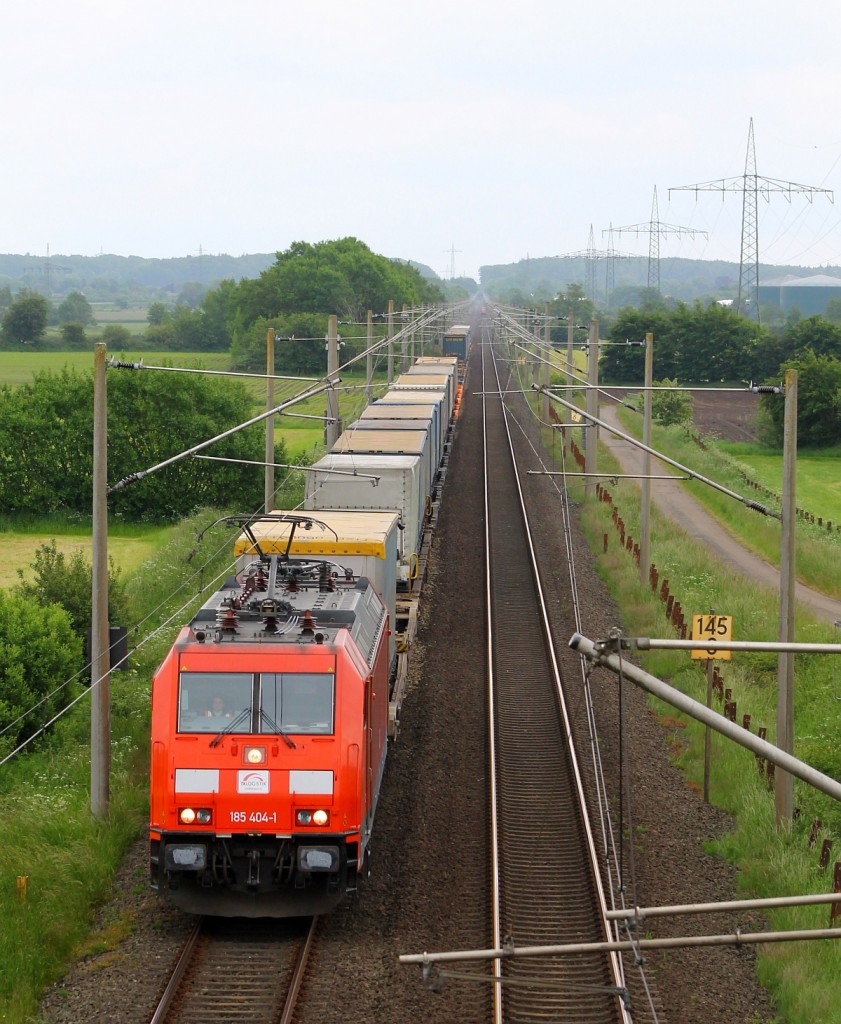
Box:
[7,248,839,310]
[479,255,841,306]
[0,251,444,306]
[0,252,277,302]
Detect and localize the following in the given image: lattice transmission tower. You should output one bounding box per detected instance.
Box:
[443,244,462,280]
[670,118,834,321]
[608,186,707,294]
[556,226,634,306]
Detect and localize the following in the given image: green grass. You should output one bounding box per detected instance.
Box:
[720,441,841,524]
[611,407,841,600]
[0,519,175,590]
[0,511,236,1022]
[0,350,231,387]
[573,433,841,1024]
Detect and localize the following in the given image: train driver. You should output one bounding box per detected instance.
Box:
[209,695,231,718]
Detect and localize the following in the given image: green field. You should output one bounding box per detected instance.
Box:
[721,441,841,521]
[1,525,175,590]
[0,350,231,387]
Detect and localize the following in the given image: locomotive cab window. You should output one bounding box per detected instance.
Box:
[260,673,335,735]
[178,672,253,733]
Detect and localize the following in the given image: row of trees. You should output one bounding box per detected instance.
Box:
[593,301,841,448]
[0,239,447,361]
[0,288,97,344]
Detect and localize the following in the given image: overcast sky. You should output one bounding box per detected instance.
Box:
[4,0,841,282]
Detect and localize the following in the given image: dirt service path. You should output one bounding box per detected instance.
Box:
[598,403,841,626]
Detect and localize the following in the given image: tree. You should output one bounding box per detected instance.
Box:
[823,298,841,325]
[648,378,692,426]
[147,302,169,326]
[230,313,329,374]
[783,316,841,360]
[228,238,444,331]
[61,322,87,348]
[144,322,176,348]
[602,308,670,382]
[100,324,133,348]
[0,590,82,753]
[56,291,93,326]
[197,278,236,351]
[759,352,841,448]
[0,367,270,519]
[1,290,50,347]
[16,541,131,637]
[176,282,207,308]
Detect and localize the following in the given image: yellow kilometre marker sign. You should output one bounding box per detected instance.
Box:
[691,613,733,661]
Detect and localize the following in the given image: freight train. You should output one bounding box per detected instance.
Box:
[149,354,462,917]
[443,323,471,361]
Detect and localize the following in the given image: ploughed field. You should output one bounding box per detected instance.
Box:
[690,388,758,442]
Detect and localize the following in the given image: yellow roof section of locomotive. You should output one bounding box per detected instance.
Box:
[233,509,399,558]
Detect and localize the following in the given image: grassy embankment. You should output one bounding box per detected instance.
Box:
[557,404,841,1023]
[611,403,841,599]
[0,512,240,1022]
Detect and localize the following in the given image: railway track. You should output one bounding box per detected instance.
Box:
[150,916,317,1023]
[480,334,630,1023]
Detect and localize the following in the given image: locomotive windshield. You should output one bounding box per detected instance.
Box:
[178,672,253,732]
[260,673,334,735]
[177,671,334,735]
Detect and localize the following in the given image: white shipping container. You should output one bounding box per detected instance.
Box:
[303,454,426,586]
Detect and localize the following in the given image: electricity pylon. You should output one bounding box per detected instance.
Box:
[670,118,834,321]
[557,226,635,305]
[608,186,707,294]
[443,244,462,280]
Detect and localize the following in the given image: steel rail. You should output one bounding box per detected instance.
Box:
[149,920,203,1024]
[488,340,632,1024]
[278,916,319,1024]
[481,332,504,1024]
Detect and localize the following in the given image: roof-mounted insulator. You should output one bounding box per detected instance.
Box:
[300,610,317,637]
[217,606,239,634]
[319,563,335,593]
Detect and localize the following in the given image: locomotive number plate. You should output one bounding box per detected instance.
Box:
[230,811,278,824]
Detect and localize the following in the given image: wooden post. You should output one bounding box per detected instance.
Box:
[639,332,653,584]
[565,315,574,454]
[325,315,341,449]
[704,658,714,803]
[366,310,374,405]
[387,299,395,382]
[91,342,110,819]
[585,320,599,498]
[776,369,797,826]
[542,303,551,423]
[264,328,275,512]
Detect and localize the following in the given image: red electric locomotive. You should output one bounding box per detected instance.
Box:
[149,511,397,917]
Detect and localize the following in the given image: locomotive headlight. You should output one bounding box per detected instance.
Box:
[179,807,211,825]
[296,809,330,826]
[245,746,266,765]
